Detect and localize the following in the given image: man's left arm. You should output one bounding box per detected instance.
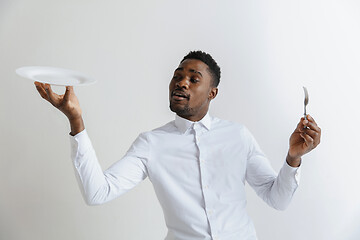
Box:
[245,114,321,210]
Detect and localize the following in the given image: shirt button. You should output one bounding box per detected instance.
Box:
[203,185,209,189]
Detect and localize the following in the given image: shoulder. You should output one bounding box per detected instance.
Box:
[210,116,258,144]
[150,120,177,134]
[211,116,247,133]
[137,120,177,140]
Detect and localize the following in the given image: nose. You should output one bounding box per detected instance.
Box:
[175,77,190,89]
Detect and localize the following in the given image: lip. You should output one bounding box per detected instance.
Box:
[172,95,188,101]
[171,90,189,101]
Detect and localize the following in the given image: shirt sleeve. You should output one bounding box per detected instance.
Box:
[69,129,149,205]
[244,127,301,210]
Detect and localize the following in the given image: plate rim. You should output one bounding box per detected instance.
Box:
[15,66,97,86]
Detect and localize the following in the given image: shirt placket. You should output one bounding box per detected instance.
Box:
[193,123,219,240]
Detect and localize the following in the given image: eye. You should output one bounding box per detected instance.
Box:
[190,78,199,83]
[172,74,180,80]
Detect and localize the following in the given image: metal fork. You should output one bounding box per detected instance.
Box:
[303,86,309,120]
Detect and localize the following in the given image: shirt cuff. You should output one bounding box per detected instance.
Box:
[69,129,93,167]
[281,161,301,185]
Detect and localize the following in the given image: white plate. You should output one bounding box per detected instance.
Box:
[15,66,96,86]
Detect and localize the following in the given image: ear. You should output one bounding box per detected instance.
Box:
[208,87,218,100]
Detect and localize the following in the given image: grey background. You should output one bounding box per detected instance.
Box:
[1,0,359,239]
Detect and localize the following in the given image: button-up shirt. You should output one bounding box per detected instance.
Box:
[70,113,301,240]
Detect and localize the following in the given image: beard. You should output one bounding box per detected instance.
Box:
[169,101,193,117]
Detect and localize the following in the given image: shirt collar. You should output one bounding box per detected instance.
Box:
[175,113,212,134]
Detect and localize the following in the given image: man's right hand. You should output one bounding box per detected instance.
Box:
[34,81,85,135]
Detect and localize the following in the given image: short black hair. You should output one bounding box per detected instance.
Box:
[180,50,221,87]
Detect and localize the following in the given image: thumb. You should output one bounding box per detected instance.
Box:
[63,86,73,102]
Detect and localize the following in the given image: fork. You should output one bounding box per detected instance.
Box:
[303,86,309,120]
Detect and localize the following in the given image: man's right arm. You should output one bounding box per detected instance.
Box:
[34,82,148,205]
[70,130,149,205]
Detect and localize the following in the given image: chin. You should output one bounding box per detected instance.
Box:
[169,103,190,116]
[169,103,180,114]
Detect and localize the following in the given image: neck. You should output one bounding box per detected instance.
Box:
[178,112,207,122]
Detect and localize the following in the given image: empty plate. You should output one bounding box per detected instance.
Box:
[15,66,96,86]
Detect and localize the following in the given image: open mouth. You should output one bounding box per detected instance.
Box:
[172,91,189,101]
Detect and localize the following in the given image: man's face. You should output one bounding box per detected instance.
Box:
[169,59,218,121]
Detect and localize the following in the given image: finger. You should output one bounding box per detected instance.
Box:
[305,127,321,146]
[294,118,303,131]
[44,84,59,104]
[307,114,318,125]
[296,117,308,131]
[34,81,46,90]
[304,120,321,133]
[300,132,314,148]
[34,82,49,100]
[63,86,73,102]
[302,128,320,143]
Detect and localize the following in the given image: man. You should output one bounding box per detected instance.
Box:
[35,51,321,240]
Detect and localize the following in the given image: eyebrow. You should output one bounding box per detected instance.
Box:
[175,67,203,77]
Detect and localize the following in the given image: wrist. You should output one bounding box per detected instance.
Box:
[69,116,85,136]
[286,152,301,167]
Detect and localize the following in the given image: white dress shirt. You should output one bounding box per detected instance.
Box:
[70,113,301,240]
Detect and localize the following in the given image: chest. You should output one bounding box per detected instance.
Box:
[146,130,249,189]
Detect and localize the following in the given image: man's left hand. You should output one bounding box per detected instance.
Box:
[287,114,321,167]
